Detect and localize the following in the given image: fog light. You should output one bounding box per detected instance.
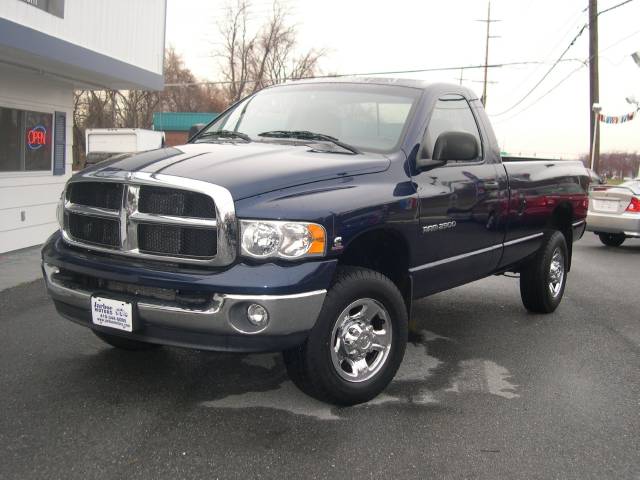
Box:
[247,304,269,327]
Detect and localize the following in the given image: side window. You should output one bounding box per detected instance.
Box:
[421,94,482,161]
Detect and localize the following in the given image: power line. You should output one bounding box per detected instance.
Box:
[490,27,640,123]
[601,26,640,52]
[527,6,587,75]
[492,64,586,124]
[490,0,636,117]
[490,24,588,116]
[163,61,547,87]
[593,0,636,15]
[487,4,585,114]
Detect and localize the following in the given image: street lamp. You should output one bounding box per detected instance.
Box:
[590,103,602,171]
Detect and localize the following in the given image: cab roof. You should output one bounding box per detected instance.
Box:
[278,76,480,101]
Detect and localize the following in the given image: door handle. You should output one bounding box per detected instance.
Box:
[518,198,527,214]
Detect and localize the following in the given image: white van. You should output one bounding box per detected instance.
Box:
[85,128,165,165]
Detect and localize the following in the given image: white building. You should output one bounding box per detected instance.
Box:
[0,0,166,253]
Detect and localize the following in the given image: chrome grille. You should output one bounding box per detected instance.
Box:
[67,182,123,210]
[138,224,217,257]
[139,186,215,219]
[66,212,120,248]
[61,172,237,266]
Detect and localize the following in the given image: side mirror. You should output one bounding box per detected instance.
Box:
[432,131,479,162]
[416,157,446,170]
[417,131,479,171]
[188,123,206,140]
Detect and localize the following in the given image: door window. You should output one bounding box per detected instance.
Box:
[421,94,482,161]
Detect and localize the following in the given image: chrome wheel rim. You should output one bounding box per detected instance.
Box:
[548,248,565,298]
[330,298,392,383]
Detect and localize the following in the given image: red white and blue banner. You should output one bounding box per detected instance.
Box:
[597,110,638,124]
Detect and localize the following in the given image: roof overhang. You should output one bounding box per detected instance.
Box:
[0,17,164,90]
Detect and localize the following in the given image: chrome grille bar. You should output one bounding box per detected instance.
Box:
[122,184,139,251]
[130,212,217,228]
[65,203,120,219]
[61,172,237,266]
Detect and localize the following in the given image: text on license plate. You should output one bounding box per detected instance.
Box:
[91,297,133,332]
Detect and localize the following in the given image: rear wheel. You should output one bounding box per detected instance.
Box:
[598,232,626,247]
[519,231,568,313]
[283,267,408,406]
[93,331,160,351]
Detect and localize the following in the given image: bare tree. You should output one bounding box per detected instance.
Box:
[217,1,325,103]
[72,90,118,168]
[580,151,640,179]
[162,46,226,112]
[72,48,226,168]
[219,1,254,103]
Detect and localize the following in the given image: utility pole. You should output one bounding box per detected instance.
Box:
[477,1,501,107]
[458,68,497,88]
[589,0,600,173]
[458,68,466,85]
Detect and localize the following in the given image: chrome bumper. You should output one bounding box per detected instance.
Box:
[586,211,640,237]
[43,263,326,337]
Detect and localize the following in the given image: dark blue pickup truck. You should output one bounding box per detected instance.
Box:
[42,78,589,405]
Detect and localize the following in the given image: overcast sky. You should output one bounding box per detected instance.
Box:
[166,0,640,158]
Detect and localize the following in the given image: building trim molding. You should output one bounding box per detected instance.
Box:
[0,17,164,90]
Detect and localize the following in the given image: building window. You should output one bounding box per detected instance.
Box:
[0,106,53,172]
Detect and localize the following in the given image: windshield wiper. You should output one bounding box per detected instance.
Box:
[258,130,361,154]
[195,130,251,142]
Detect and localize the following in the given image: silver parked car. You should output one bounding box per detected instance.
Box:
[586,179,640,246]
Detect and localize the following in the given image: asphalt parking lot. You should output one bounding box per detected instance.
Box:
[0,233,638,480]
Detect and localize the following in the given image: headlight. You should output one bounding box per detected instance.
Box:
[240,220,326,259]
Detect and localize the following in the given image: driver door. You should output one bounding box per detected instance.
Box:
[411,94,504,297]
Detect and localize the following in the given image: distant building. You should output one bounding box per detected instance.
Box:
[0,0,166,253]
[153,112,219,146]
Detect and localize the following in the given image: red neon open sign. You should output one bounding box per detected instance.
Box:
[27,125,47,150]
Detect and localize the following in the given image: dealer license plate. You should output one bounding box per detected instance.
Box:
[91,297,133,332]
[593,199,619,213]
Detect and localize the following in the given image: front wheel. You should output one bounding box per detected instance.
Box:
[519,231,568,314]
[283,267,408,406]
[598,233,625,247]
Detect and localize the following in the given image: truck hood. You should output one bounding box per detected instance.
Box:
[81,143,390,200]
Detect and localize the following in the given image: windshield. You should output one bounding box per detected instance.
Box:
[197,83,422,153]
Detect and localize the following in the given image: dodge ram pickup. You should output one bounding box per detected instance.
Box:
[42,78,590,405]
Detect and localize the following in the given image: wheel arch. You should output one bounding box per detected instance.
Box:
[337,227,413,314]
[547,201,574,270]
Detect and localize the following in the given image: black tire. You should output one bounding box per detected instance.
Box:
[283,266,408,406]
[93,330,160,351]
[520,230,568,314]
[598,233,626,247]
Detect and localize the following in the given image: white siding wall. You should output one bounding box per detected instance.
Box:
[0,66,73,253]
[0,0,165,75]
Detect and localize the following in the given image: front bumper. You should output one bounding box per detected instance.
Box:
[586,211,640,237]
[42,233,336,352]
